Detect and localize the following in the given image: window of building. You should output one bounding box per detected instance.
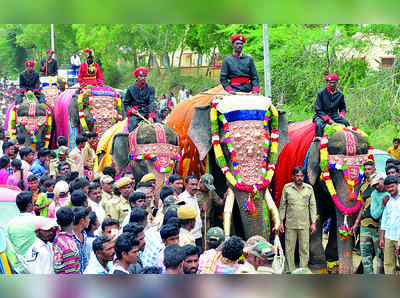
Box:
[380,56,394,69]
[198,54,202,66]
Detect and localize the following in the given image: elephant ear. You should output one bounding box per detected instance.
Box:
[111,132,130,172]
[277,109,289,159]
[188,104,211,161]
[68,94,79,128]
[306,140,321,186]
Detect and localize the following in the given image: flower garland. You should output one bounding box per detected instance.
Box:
[210,101,279,215]
[9,103,52,147]
[319,124,374,238]
[113,94,123,124]
[77,86,123,134]
[131,153,181,173]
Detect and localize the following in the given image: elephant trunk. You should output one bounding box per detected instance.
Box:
[330,170,356,274]
[231,188,279,240]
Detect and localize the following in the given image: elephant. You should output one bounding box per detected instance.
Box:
[54,85,125,150]
[273,119,370,274]
[111,122,180,203]
[5,92,54,148]
[188,93,290,240]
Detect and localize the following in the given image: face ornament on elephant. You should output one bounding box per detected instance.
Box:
[129,123,180,189]
[77,86,123,136]
[320,124,374,239]
[9,96,52,146]
[210,96,279,216]
[40,76,61,106]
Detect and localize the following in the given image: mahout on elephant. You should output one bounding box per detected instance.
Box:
[273,119,373,274]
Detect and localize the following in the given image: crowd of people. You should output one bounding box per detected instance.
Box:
[2,130,281,274]
[2,33,400,275]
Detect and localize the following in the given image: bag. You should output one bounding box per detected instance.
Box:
[272,235,285,274]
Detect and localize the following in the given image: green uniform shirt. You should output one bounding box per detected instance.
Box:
[359,180,380,228]
[196,189,220,229]
[279,182,317,229]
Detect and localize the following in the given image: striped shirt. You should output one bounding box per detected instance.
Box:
[53,232,80,274]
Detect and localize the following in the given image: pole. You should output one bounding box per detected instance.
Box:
[51,24,55,51]
[263,24,272,98]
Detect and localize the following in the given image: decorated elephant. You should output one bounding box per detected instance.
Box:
[5,92,54,148]
[181,90,289,241]
[273,119,372,274]
[54,85,124,150]
[111,122,180,202]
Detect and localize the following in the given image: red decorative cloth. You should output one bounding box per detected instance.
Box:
[324,73,339,81]
[231,34,246,43]
[272,119,316,206]
[46,49,54,54]
[78,62,104,86]
[134,67,148,77]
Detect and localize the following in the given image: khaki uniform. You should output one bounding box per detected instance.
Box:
[83,143,96,171]
[101,190,114,207]
[179,228,196,246]
[196,189,221,234]
[103,196,130,226]
[279,182,317,273]
[49,158,76,177]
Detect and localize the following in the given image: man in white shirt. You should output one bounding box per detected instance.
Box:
[70,51,81,76]
[87,182,106,235]
[24,217,58,274]
[178,175,202,249]
[69,135,87,178]
[178,85,187,102]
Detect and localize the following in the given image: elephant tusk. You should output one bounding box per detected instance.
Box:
[264,189,281,232]
[223,188,235,238]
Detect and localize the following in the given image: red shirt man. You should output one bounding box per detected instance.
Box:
[78,48,104,87]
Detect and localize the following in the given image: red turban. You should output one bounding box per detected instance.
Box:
[25,61,35,67]
[134,67,148,77]
[231,34,246,43]
[325,73,339,81]
[46,49,54,54]
[83,48,94,58]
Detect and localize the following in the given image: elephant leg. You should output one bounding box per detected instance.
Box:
[309,215,326,270]
[325,211,338,263]
[335,208,355,274]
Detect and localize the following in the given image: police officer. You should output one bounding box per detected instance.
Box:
[220,34,260,95]
[278,166,317,273]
